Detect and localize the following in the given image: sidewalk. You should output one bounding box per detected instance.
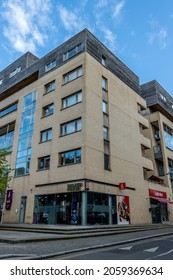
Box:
[0,224,173,259]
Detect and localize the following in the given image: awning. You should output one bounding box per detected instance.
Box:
[149,196,173,204]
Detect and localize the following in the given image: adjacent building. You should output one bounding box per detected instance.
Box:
[0,29,173,225]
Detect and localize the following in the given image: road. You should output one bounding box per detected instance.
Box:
[51,234,173,260]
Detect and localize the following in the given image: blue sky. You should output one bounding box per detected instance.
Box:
[0,0,173,95]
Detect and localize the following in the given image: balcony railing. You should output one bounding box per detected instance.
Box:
[153,146,162,160]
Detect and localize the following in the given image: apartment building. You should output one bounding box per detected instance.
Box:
[0,29,173,225]
[141,81,173,223]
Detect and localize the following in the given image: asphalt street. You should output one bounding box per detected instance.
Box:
[53,234,173,260]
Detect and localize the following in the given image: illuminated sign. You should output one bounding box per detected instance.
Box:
[119,182,126,190]
[149,189,167,198]
[5,190,13,210]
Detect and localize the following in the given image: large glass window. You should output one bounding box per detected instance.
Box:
[59,148,81,166]
[0,122,15,150]
[164,124,173,151]
[0,102,18,118]
[60,118,82,136]
[62,91,82,109]
[15,91,37,176]
[63,66,82,84]
[87,192,109,225]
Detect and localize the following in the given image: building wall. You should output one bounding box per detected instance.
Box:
[1,31,173,225]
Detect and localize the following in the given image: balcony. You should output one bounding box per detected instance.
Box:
[153,146,163,160]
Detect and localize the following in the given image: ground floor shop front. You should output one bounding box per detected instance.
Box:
[3,180,173,225]
[33,191,130,226]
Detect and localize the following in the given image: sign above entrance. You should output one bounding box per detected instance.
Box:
[119,182,126,190]
[67,183,83,192]
[149,189,167,199]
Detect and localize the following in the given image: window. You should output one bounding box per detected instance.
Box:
[163,123,173,151]
[159,92,166,102]
[45,80,55,94]
[63,66,82,84]
[42,104,54,117]
[102,77,107,90]
[63,44,83,61]
[40,128,52,142]
[9,66,21,78]
[0,79,2,85]
[45,60,56,72]
[59,148,81,166]
[38,156,50,170]
[0,122,15,150]
[0,102,18,118]
[104,154,110,170]
[15,91,37,177]
[101,56,106,66]
[103,126,109,141]
[102,101,108,114]
[61,118,82,136]
[62,91,82,109]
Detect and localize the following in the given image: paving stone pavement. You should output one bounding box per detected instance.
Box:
[0,227,173,259]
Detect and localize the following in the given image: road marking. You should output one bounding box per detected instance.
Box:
[146,249,173,260]
[144,247,159,253]
[119,246,133,250]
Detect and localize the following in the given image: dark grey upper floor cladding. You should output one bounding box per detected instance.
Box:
[0,29,141,101]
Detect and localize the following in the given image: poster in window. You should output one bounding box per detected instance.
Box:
[117,195,130,224]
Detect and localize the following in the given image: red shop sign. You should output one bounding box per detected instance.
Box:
[119,182,126,190]
[149,189,167,199]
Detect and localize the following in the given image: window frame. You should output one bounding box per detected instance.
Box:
[42,103,54,118]
[102,76,107,91]
[63,44,83,61]
[40,128,52,143]
[45,60,56,73]
[60,118,82,136]
[63,66,82,85]
[38,155,50,170]
[44,80,56,95]
[101,56,107,67]
[62,90,82,109]
[59,148,81,166]
[9,66,21,78]
[0,102,18,118]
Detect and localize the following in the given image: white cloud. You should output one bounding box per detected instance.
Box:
[95,0,109,9]
[113,0,125,18]
[58,5,85,33]
[2,0,53,53]
[101,27,118,52]
[148,19,168,49]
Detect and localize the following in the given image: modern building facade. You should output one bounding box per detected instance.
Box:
[141,81,173,223]
[0,29,173,225]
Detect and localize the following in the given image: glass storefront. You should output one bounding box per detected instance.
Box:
[150,198,168,223]
[33,191,119,225]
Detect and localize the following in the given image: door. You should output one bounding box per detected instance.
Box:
[19,196,27,223]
